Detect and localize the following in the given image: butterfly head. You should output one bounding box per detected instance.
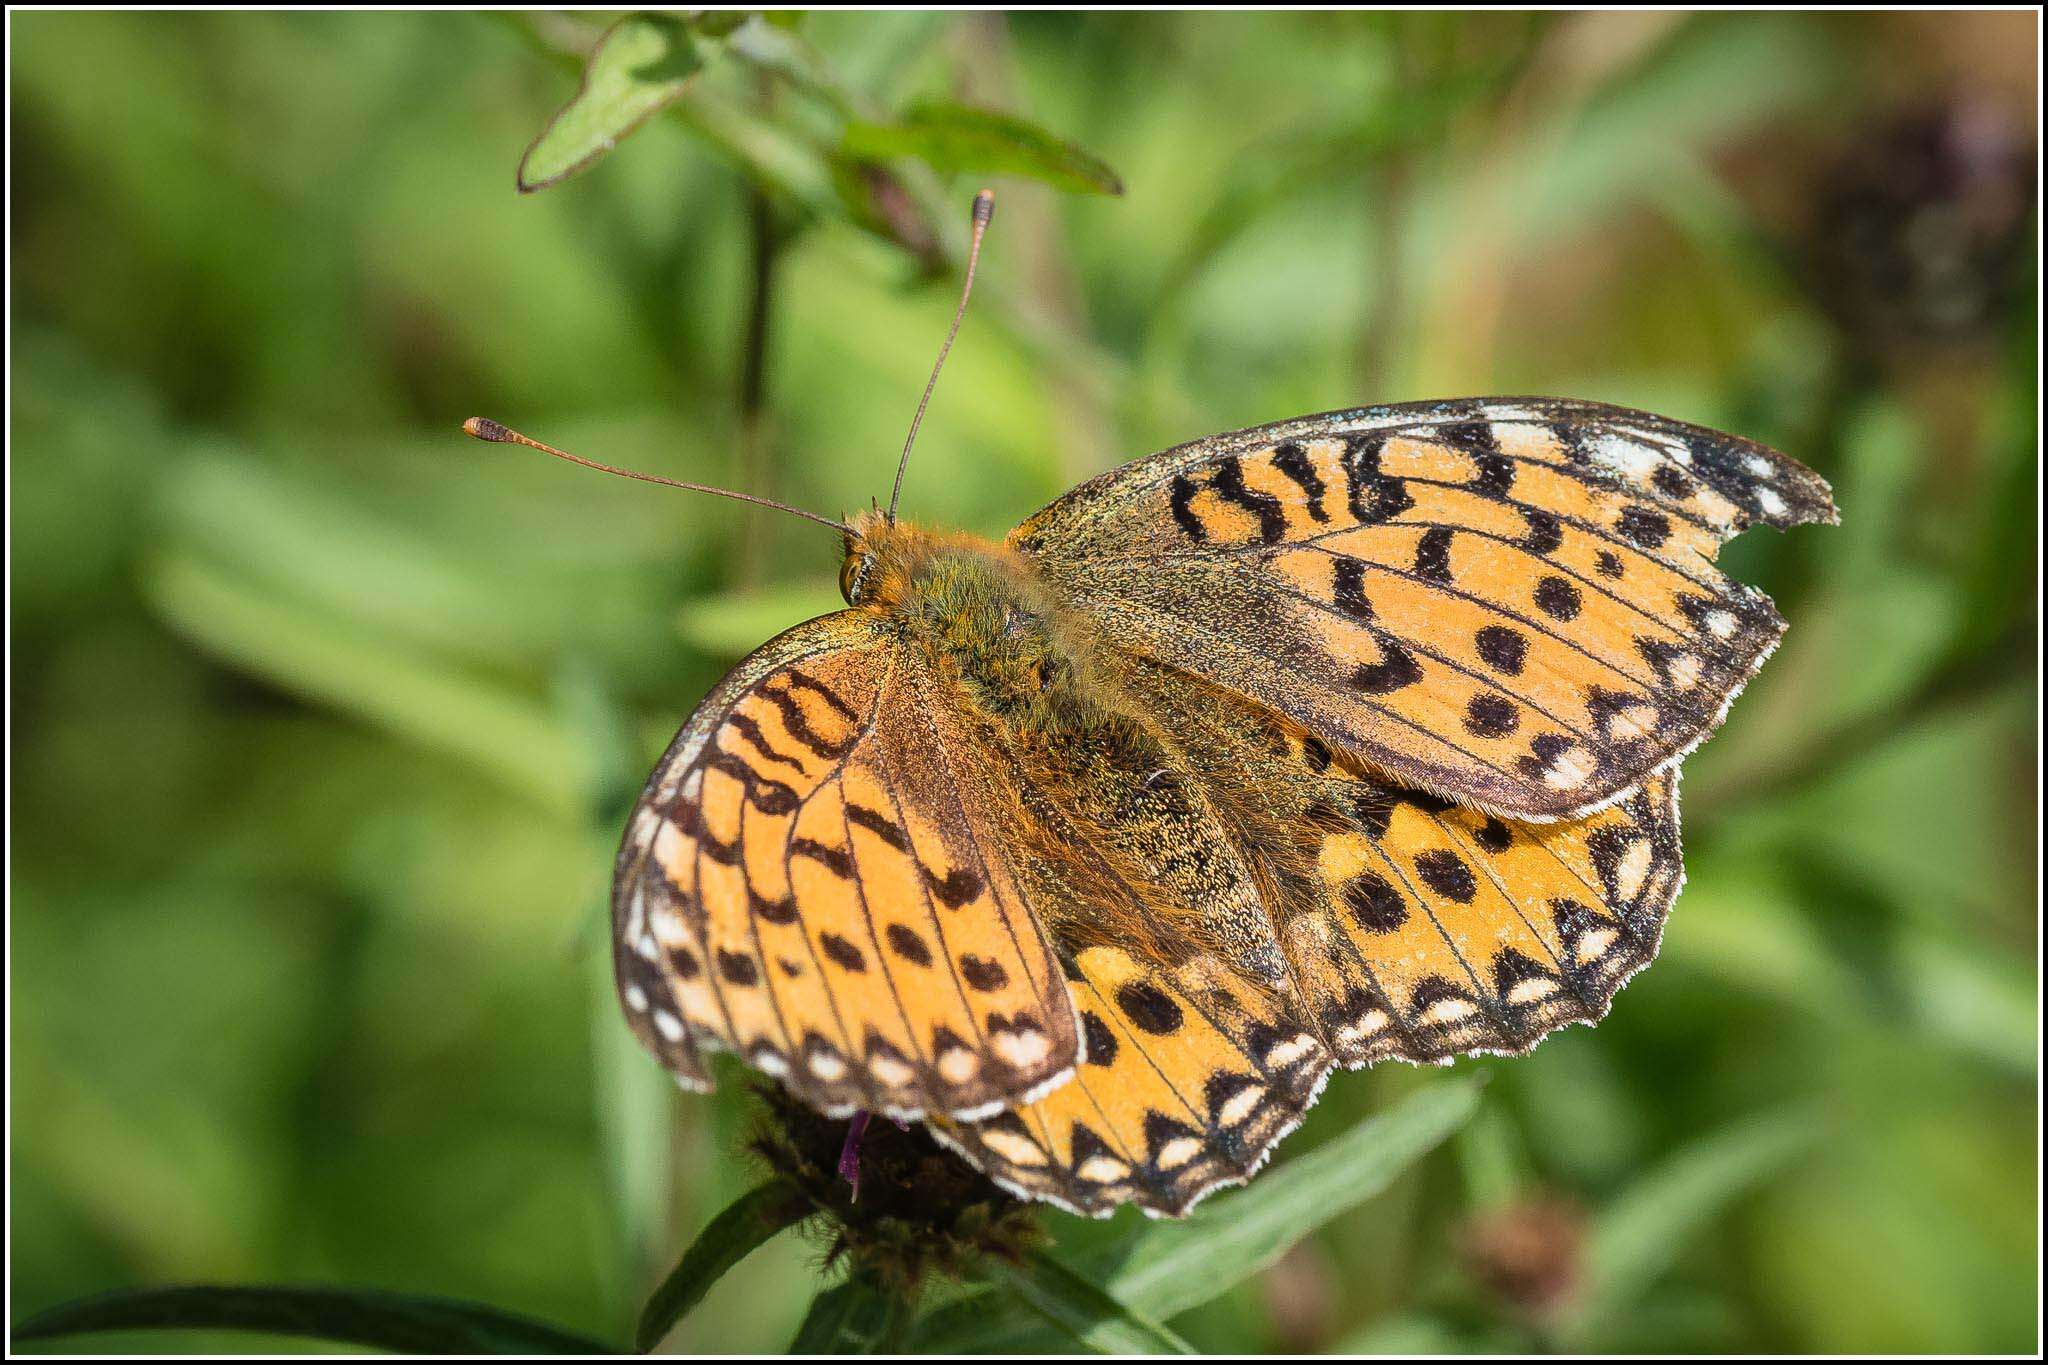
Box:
[839,506,888,606]
[843,505,936,608]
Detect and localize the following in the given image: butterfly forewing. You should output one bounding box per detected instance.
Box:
[1011,398,1837,821]
[613,612,1081,1121]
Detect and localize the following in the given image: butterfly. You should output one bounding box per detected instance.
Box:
[471,193,1837,1218]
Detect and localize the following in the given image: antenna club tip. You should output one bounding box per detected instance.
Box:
[972,189,994,226]
[464,416,510,442]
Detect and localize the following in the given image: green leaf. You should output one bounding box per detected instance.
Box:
[911,1078,1480,1351]
[519,13,708,193]
[845,101,1124,196]
[1100,1078,1480,1321]
[142,550,589,816]
[1572,1106,1826,1334]
[11,1285,613,1354]
[787,1273,913,1354]
[635,1181,812,1352]
[985,1251,1194,1355]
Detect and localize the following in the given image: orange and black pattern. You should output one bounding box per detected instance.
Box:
[1013,398,1838,821]
[930,939,1332,1218]
[928,659,1682,1217]
[612,613,1080,1122]
[612,396,1834,1218]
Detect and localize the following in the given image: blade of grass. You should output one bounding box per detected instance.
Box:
[984,1250,1194,1355]
[635,1181,812,1352]
[1103,1077,1482,1320]
[910,1077,1480,1351]
[143,550,588,816]
[12,1286,612,1354]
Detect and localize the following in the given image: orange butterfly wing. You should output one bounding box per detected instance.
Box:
[1011,398,1836,821]
[930,937,1332,1219]
[612,613,1080,1121]
[929,658,1683,1218]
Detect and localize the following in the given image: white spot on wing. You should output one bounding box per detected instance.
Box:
[1589,434,1659,477]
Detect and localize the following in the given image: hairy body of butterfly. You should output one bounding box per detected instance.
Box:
[611,397,1835,1217]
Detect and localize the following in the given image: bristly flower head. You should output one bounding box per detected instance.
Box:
[748,1085,1044,1297]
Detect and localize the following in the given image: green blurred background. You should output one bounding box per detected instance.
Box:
[10,9,2038,1355]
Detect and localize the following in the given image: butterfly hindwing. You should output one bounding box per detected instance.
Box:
[1286,767,1681,1066]
[1012,397,1836,821]
[929,941,1331,1218]
[1112,652,1685,1070]
[613,612,1081,1121]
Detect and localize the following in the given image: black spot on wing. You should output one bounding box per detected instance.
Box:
[1616,505,1672,549]
[1414,527,1454,582]
[757,675,858,758]
[1515,732,1575,781]
[1212,455,1289,544]
[791,837,854,878]
[1080,1009,1119,1066]
[1117,980,1184,1035]
[845,802,908,851]
[1463,692,1520,738]
[959,954,1009,992]
[1521,508,1564,556]
[819,933,867,973]
[1332,557,1374,619]
[1342,872,1407,932]
[1473,451,1517,497]
[1414,850,1478,903]
[1169,474,1208,543]
[1342,434,1414,524]
[1475,625,1528,675]
[1354,639,1423,694]
[750,888,798,924]
[885,923,933,967]
[1533,575,1583,621]
[1270,441,1329,522]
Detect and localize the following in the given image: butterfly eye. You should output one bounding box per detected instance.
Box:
[839,553,872,605]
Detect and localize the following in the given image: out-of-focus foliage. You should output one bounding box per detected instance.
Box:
[9,9,2037,1354]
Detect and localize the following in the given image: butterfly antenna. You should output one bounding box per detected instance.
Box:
[462,417,852,534]
[886,188,994,525]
